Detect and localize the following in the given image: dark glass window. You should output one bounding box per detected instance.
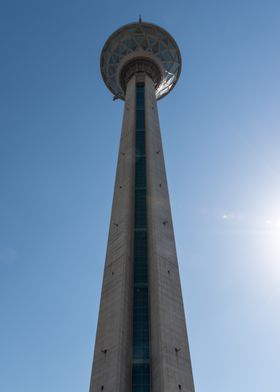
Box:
[135,190,147,229]
[135,158,146,189]
[132,83,150,391]
[132,364,150,392]
[136,85,144,107]
[136,109,145,129]
[136,131,145,156]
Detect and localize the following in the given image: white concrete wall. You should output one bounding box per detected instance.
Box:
[89,76,136,392]
[145,75,195,392]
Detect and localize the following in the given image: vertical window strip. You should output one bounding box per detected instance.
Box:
[132,83,151,392]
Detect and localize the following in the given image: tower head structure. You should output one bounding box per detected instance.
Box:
[100,21,182,100]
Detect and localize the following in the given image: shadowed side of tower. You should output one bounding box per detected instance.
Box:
[89,78,136,391]
[89,21,195,392]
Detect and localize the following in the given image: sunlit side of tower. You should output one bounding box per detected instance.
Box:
[89,21,195,392]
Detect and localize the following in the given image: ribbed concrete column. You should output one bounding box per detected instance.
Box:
[89,76,136,392]
[145,75,195,392]
[90,73,195,392]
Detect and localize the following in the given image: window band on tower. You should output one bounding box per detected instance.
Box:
[132,82,150,392]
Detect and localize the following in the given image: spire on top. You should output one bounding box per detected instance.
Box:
[139,14,142,23]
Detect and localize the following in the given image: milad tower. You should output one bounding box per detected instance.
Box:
[89,20,195,392]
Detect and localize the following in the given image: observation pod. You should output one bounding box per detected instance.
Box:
[90,21,195,392]
[100,21,181,100]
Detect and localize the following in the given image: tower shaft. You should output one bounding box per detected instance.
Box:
[90,74,195,392]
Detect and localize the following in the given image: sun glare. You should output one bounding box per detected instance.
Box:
[257,206,280,280]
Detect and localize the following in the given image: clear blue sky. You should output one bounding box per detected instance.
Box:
[1,1,280,391]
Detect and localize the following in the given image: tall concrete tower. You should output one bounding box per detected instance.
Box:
[89,21,195,392]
